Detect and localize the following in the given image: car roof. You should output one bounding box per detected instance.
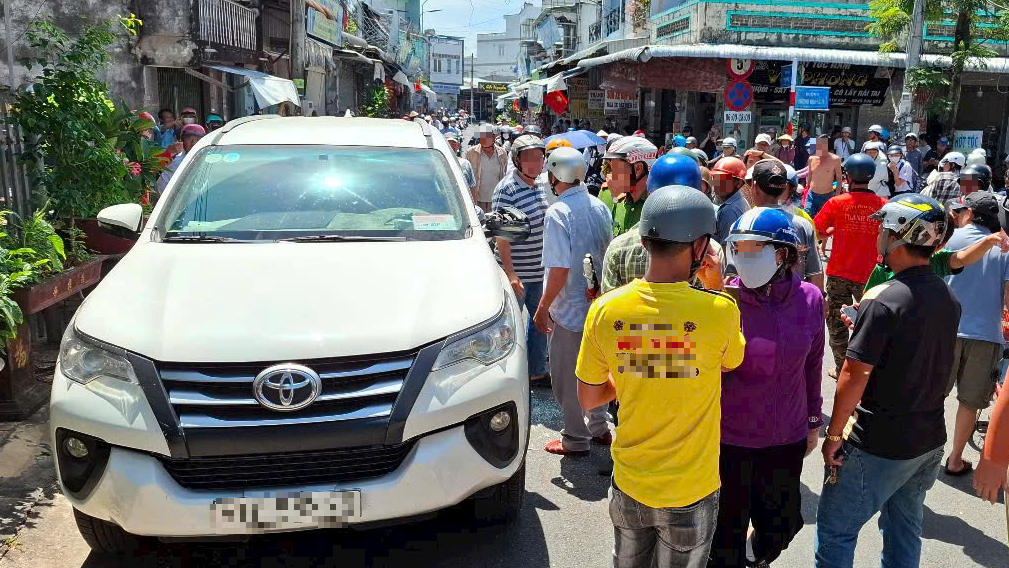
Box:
[213,116,431,149]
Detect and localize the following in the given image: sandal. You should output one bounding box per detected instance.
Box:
[943,459,973,477]
[544,440,589,456]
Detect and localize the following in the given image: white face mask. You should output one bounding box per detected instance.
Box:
[734,244,781,289]
[888,156,900,164]
[182,117,196,125]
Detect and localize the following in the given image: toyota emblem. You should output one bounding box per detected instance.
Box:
[252,364,322,412]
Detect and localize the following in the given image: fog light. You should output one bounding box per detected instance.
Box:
[65,437,89,459]
[489,410,511,432]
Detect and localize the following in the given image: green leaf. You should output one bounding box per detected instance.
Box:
[48,234,65,259]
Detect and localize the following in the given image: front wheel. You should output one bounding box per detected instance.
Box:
[472,462,525,524]
[73,508,145,555]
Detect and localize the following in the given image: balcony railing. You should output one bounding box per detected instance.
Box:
[197,0,257,52]
[604,2,625,37]
[541,0,577,7]
[589,20,602,43]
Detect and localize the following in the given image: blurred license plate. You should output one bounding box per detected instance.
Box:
[211,491,360,531]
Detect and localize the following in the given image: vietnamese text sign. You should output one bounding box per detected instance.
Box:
[588,89,605,110]
[953,130,983,153]
[724,111,752,124]
[605,90,637,114]
[306,8,341,47]
[478,82,509,94]
[567,77,589,100]
[802,63,890,106]
[795,86,830,111]
[568,99,588,118]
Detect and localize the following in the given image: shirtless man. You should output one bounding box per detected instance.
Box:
[804,135,843,219]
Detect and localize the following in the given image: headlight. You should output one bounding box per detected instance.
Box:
[59,326,137,385]
[433,299,517,370]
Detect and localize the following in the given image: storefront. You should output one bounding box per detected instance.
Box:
[432,83,461,110]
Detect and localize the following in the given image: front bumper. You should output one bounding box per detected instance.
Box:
[63,424,521,537]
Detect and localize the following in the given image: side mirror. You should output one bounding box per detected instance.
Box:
[483,205,531,243]
[97,203,143,241]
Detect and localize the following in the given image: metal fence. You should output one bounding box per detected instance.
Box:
[197,0,258,52]
[0,103,34,222]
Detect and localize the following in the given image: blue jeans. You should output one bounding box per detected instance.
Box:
[806,190,836,219]
[519,280,548,377]
[815,442,944,568]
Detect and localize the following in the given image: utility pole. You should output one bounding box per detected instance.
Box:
[291,0,306,105]
[787,59,798,137]
[899,0,925,137]
[470,53,475,119]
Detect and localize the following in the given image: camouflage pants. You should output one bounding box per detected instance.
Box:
[826,276,865,372]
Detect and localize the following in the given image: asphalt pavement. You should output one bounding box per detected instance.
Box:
[0,339,1006,568]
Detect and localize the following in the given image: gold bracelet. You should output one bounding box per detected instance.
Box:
[825,433,843,442]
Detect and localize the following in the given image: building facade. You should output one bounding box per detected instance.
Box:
[475,2,543,81]
[429,35,464,109]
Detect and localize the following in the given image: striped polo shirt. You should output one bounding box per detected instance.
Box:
[491,170,549,283]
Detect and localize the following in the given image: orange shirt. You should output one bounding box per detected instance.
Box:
[813,190,887,284]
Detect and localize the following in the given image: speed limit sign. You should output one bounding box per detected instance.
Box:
[727,58,755,79]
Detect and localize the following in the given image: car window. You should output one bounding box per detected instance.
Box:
[159,146,468,240]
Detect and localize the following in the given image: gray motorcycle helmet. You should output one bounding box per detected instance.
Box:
[639,185,716,242]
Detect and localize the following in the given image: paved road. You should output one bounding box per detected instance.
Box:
[0,341,1006,568]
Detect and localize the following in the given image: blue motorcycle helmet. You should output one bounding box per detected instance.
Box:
[672,134,687,148]
[647,154,702,192]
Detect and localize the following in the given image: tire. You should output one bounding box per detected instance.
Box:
[73,507,142,554]
[472,461,525,524]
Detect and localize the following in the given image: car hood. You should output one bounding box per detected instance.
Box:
[75,237,505,362]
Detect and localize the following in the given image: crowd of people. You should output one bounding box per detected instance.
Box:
[452,119,1009,568]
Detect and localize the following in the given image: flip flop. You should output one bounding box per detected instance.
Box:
[544,440,589,456]
[943,459,973,477]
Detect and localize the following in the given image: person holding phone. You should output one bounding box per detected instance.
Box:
[816,194,960,568]
[710,207,825,567]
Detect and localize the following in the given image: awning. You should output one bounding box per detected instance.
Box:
[342,32,368,50]
[392,70,411,88]
[333,49,375,66]
[578,43,1009,73]
[205,64,301,107]
[419,83,438,105]
[539,37,649,72]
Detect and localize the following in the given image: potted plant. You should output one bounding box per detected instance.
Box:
[2,16,155,254]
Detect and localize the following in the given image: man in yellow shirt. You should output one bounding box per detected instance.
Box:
[576,185,746,568]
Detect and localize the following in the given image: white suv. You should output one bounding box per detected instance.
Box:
[49,116,531,553]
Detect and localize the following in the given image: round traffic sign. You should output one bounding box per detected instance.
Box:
[724,80,753,111]
[727,58,754,79]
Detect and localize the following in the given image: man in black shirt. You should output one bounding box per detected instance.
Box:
[793,123,812,170]
[815,194,960,568]
[922,136,950,176]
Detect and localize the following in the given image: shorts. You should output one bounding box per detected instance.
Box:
[946,337,1004,409]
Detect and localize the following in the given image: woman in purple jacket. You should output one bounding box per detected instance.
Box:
[709,207,825,568]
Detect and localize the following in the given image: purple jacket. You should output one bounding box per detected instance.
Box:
[722,272,825,448]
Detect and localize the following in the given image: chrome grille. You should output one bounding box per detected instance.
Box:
[160,355,415,428]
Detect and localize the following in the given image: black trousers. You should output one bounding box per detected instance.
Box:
[707,440,806,567]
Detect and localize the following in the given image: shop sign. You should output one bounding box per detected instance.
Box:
[724,111,752,124]
[802,63,890,106]
[605,90,637,114]
[794,86,830,111]
[749,60,790,103]
[952,130,984,153]
[306,7,341,47]
[568,99,588,118]
[479,82,509,94]
[431,83,460,94]
[588,89,605,110]
[567,77,589,100]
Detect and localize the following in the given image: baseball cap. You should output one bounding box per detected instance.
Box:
[752,159,789,188]
[963,191,1002,225]
[868,124,883,134]
[938,137,950,146]
[754,133,773,146]
[841,127,852,134]
[947,196,969,212]
[904,132,918,140]
[721,137,738,148]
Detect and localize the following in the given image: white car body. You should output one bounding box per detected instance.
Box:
[50,117,529,545]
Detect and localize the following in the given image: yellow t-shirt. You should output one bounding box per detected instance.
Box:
[790,206,820,243]
[576,279,746,509]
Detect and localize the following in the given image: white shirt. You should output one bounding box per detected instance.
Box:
[834,138,854,160]
[868,158,889,197]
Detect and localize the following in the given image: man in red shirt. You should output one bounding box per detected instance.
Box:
[814,153,887,378]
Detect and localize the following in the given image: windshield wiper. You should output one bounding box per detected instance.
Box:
[162,234,242,243]
[280,235,407,242]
